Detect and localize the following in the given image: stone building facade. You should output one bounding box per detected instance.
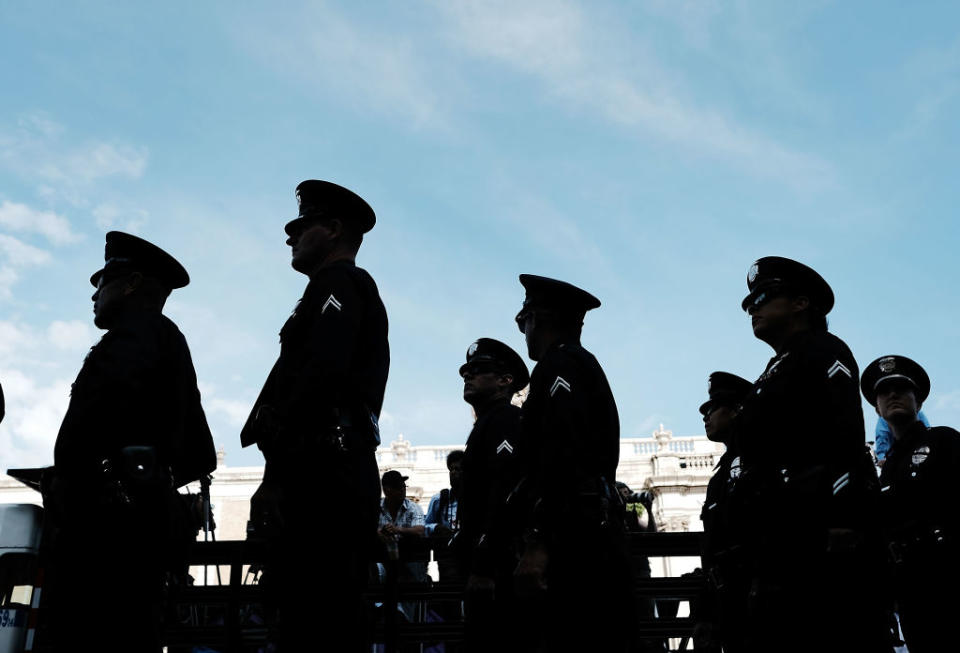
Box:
[0,425,723,580]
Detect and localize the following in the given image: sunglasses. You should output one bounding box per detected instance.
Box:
[460,362,501,378]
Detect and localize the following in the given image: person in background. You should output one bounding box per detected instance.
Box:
[862,355,960,653]
[696,371,754,653]
[456,338,530,652]
[378,470,428,623]
[425,450,464,542]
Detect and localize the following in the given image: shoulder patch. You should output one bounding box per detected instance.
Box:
[322,294,342,314]
[550,376,571,396]
[827,360,852,379]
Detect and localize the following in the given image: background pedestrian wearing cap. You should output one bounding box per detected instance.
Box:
[696,372,752,653]
[735,257,892,652]
[455,338,530,652]
[862,355,960,653]
[377,470,428,625]
[240,180,389,651]
[512,275,635,652]
[45,232,216,652]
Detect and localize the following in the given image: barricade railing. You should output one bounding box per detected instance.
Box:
[160,531,705,652]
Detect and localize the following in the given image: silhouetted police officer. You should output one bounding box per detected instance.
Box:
[862,355,960,653]
[47,232,217,653]
[696,372,752,653]
[735,257,891,652]
[456,338,530,652]
[241,180,388,651]
[512,275,634,652]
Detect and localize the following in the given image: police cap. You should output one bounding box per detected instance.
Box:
[699,371,753,415]
[381,469,409,488]
[284,180,376,236]
[459,338,530,391]
[860,355,930,407]
[741,256,834,315]
[89,231,189,290]
[515,274,601,333]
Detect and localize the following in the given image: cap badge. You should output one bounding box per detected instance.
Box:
[747,263,759,284]
[879,357,896,373]
[911,445,930,466]
[468,341,479,357]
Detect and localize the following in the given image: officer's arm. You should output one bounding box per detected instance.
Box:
[472,411,524,575]
[812,345,874,526]
[528,356,584,537]
[169,334,217,487]
[278,271,364,423]
[399,504,426,537]
[424,493,441,536]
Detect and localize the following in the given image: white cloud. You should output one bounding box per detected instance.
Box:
[640,0,722,50]
[235,5,447,128]
[932,389,960,413]
[0,368,70,472]
[0,234,51,299]
[0,268,21,301]
[436,0,832,188]
[0,321,40,357]
[47,320,97,351]
[206,397,251,428]
[0,234,50,267]
[92,203,149,233]
[0,200,81,245]
[504,194,607,268]
[0,113,148,205]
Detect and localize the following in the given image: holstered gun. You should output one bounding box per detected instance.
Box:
[101,446,172,506]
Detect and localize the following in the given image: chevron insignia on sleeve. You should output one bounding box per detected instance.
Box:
[496,440,514,454]
[827,360,852,379]
[550,376,571,396]
[321,294,342,314]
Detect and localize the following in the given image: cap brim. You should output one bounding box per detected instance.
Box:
[284,217,307,236]
[699,400,712,416]
[741,281,786,311]
[90,269,104,287]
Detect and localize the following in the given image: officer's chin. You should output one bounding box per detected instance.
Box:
[290,254,308,274]
[92,310,111,330]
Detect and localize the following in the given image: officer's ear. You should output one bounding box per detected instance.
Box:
[325,218,345,240]
[790,295,810,313]
[123,272,144,296]
[497,373,514,392]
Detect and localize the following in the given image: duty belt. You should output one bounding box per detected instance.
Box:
[889,527,954,565]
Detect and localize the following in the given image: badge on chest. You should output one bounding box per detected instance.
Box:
[911,445,930,466]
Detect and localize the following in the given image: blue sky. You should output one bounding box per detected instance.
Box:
[1,1,958,471]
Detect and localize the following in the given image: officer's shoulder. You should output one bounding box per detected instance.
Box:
[800,330,850,354]
[305,263,368,304]
[795,330,856,368]
[928,425,960,444]
[488,401,521,423]
[543,342,595,368]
